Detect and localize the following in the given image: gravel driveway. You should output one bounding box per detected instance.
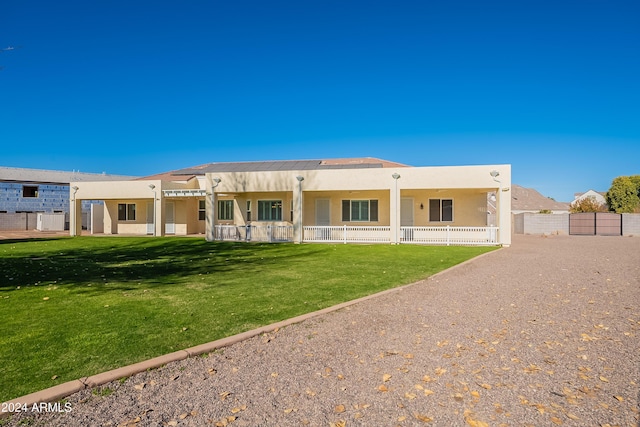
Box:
[5,235,640,426]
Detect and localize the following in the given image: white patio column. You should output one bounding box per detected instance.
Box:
[69,185,81,236]
[205,177,221,241]
[490,169,512,247]
[293,175,304,243]
[391,173,401,244]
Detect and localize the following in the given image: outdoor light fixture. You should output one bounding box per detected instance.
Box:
[392,173,401,180]
[490,170,499,178]
[420,203,424,210]
[148,184,155,190]
[296,175,304,182]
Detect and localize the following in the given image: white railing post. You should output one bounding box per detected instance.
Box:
[446,225,450,246]
[267,224,272,242]
[343,225,347,244]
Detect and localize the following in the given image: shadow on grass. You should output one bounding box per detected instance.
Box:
[0,237,326,292]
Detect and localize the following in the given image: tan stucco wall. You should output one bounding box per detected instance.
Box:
[302,190,391,226]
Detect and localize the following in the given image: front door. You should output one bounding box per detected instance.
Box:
[401,198,414,226]
[315,199,330,226]
[146,202,154,235]
[165,201,175,234]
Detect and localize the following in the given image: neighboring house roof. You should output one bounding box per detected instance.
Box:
[511,184,570,212]
[572,189,607,205]
[0,166,136,185]
[137,157,408,181]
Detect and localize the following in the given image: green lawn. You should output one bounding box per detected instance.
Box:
[0,237,497,401]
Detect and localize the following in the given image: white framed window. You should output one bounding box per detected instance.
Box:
[118,203,136,221]
[429,199,453,222]
[198,200,206,221]
[341,199,378,222]
[258,200,282,221]
[217,200,234,220]
[246,200,252,222]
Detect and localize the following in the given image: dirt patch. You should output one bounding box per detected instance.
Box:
[5,235,640,426]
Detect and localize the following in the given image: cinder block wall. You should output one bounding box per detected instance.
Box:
[514,213,569,235]
[622,213,640,236]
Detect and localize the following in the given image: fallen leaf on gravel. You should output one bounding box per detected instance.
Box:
[179,413,188,419]
[470,391,480,398]
[208,368,217,375]
[219,391,231,400]
[383,374,392,382]
[329,420,346,427]
[283,408,296,414]
[167,421,178,427]
[117,417,141,427]
[422,375,435,382]
[134,383,145,391]
[479,383,492,390]
[435,367,447,376]
[405,392,417,400]
[413,412,433,422]
[306,388,316,396]
[599,376,609,382]
[550,416,563,425]
[453,393,464,402]
[404,353,414,359]
[566,413,579,420]
[334,404,345,413]
[464,409,489,427]
[613,395,624,401]
[231,405,247,413]
[398,416,407,421]
[377,385,388,392]
[424,389,434,396]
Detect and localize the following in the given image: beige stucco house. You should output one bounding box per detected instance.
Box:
[69,158,512,246]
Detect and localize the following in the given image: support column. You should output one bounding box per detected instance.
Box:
[206,176,222,242]
[293,176,304,243]
[70,198,82,236]
[390,173,401,244]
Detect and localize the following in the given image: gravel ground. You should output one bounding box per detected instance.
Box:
[5,235,640,427]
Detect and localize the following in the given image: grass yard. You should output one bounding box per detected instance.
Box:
[0,237,497,401]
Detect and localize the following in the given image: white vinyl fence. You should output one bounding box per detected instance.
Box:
[400,226,498,246]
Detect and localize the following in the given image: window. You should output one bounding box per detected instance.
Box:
[23,186,38,198]
[429,199,453,222]
[246,200,252,222]
[118,203,136,221]
[198,200,206,221]
[341,200,378,222]
[258,200,282,221]
[217,200,234,220]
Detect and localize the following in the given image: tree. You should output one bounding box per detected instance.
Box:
[569,196,607,213]
[606,176,640,213]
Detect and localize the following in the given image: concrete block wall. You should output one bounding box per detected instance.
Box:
[513,213,569,235]
[0,213,38,230]
[622,213,640,236]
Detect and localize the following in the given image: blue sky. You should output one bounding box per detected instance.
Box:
[1,0,638,202]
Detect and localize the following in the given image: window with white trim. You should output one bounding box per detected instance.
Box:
[246,200,252,221]
[258,200,282,221]
[118,203,136,221]
[198,200,206,221]
[217,200,234,220]
[429,199,453,222]
[341,200,378,222]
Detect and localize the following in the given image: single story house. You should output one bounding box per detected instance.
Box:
[571,190,608,209]
[69,158,512,246]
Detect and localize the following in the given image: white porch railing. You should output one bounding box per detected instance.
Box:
[214,224,293,242]
[214,224,499,245]
[400,226,498,246]
[303,225,391,243]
